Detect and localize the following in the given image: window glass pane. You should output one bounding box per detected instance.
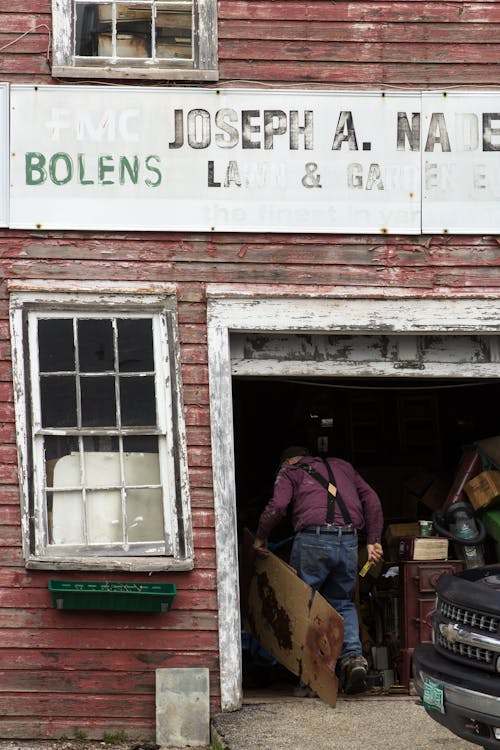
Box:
[127,488,164,541]
[40,376,77,427]
[45,437,80,544]
[81,375,117,426]
[123,448,160,485]
[83,451,122,487]
[38,319,75,372]
[45,436,80,486]
[123,452,163,541]
[156,3,192,59]
[118,319,154,372]
[83,435,120,453]
[51,490,85,544]
[120,375,156,425]
[115,3,152,58]
[87,489,123,542]
[78,319,114,372]
[123,435,158,453]
[75,2,103,56]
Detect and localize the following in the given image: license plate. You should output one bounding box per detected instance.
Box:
[423,676,445,714]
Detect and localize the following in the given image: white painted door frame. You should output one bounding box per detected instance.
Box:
[207,289,500,711]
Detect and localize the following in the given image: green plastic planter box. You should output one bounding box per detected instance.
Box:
[48,580,176,612]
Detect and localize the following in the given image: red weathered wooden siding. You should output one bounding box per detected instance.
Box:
[0,0,499,84]
[0,229,500,737]
[219,0,500,84]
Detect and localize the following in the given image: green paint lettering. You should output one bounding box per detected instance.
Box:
[145,155,162,187]
[49,152,73,185]
[77,154,95,185]
[25,152,47,185]
[98,155,115,185]
[119,155,139,185]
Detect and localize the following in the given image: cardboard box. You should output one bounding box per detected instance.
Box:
[464,470,500,511]
[385,523,420,547]
[398,536,449,561]
[241,529,343,707]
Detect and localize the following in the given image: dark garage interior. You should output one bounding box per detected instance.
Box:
[232,375,500,693]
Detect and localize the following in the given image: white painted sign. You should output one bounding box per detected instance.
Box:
[0,84,8,226]
[8,85,500,234]
[422,92,500,233]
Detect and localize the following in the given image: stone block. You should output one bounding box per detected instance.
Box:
[156,667,210,747]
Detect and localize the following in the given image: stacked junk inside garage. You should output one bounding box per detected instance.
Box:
[232,345,500,701]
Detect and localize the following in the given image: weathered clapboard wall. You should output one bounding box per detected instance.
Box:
[1,232,500,737]
[1,0,500,84]
[219,1,500,86]
[0,0,499,741]
[0,237,219,740]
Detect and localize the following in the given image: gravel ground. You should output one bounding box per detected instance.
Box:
[0,743,162,750]
[212,695,479,750]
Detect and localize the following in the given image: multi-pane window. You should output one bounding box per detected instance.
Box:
[52,0,218,79]
[75,2,193,64]
[10,291,193,570]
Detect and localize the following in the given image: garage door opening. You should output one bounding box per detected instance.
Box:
[232,374,500,699]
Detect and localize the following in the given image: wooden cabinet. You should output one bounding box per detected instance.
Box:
[398,560,463,687]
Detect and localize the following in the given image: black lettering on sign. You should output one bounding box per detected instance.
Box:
[366,163,384,191]
[397,113,421,152]
[169,109,184,149]
[224,160,242,187]
[425,113,451,152]
[207,160,221,187]
[290,111,314,150]
[332,112,358,151]
[242,111,261,149]
[483,113,500,152]
[187,109,211,149]
[264,110,287,149]
[215,109,239,148]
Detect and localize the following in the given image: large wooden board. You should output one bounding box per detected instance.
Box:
[241,529,343,706]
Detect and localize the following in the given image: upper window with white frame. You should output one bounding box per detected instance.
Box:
[10,288,193,571]
[51,0,218,80]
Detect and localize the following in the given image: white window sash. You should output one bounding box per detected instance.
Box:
[52,0,218,80]
[9,288,193,571]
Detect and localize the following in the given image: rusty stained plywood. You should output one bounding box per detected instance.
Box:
[241,529,343,706]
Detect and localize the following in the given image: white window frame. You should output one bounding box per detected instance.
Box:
[9,282,193,571]
[52,0,218,80]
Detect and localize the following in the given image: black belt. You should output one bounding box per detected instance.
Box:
[301,525,356,535]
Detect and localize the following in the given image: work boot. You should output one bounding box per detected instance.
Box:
[341,655,368,694]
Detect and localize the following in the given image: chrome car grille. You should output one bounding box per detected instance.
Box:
[439,600,500,633]
[435,631,495,666]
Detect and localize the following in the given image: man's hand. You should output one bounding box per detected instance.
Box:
[367,542,383,563]
[253,537,270,558]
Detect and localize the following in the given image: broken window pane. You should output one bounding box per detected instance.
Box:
[156,3,192,59]
[74,0,193,61]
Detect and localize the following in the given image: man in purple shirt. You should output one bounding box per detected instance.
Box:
[254,445,383,694]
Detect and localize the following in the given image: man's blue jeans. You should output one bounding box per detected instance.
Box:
[289,528,362,663]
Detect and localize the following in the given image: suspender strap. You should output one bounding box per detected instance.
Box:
[297,460,353,526]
